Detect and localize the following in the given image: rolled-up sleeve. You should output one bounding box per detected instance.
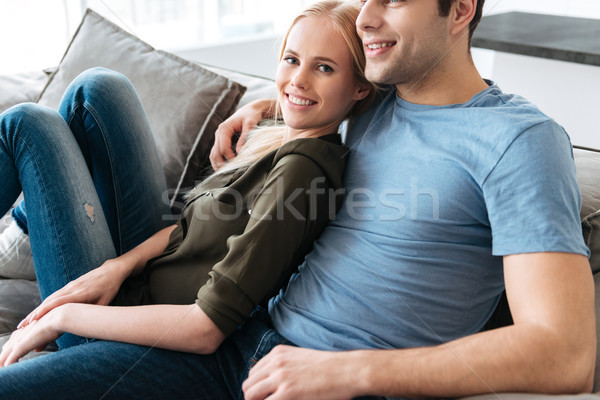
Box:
[196,154,335,336]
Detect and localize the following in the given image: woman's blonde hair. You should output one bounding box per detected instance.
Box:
[213,0,375,177]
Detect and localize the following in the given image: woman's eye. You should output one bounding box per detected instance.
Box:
[284,57,298,65]
[317,64,333,73]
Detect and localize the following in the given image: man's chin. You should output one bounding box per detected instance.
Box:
[365,67,396,86]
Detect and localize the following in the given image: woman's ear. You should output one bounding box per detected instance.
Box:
[352,83,371,101]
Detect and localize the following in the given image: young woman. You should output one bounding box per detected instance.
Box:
[0,1,375,397]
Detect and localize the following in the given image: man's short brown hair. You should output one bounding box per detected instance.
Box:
[437,0,485,46]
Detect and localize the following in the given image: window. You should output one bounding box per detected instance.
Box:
[0,0,320,75]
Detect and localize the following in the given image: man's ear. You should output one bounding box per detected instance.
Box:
[352,83,371,101]
[449,0,477,37]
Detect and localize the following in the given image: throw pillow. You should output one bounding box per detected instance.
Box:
[36,9,246,209]
[0,71,49,114]
[574,147,600,274]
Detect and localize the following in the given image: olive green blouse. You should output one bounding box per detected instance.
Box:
[117,135,347,336]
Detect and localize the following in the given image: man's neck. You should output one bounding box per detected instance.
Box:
[396,56,489,106]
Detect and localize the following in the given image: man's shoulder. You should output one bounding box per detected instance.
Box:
[472,84,553,125]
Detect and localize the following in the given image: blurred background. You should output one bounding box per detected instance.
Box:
[2,0,599,76]
[0,0,319,75]
[1,0,599,147]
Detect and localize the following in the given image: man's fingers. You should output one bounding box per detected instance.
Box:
[243,373,278,400]
[235,121,256,152]
[210,125,237,170]
[209,146,227,171]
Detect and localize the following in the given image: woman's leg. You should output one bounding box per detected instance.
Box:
[57,67,172,254]
[12,67,171,256]
[0,311,285,400]
[0,68,171,347]
[0,340,232,400]
[0,103,118,331]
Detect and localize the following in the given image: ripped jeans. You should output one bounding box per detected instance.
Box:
[0,69,299,400]
[0,68,172,348]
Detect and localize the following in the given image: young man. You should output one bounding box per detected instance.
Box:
[212,0,596,399]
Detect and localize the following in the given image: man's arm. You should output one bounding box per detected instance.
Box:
[242,252,596,399]
[210,98,277,170]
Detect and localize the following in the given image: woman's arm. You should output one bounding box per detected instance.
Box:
[112,224,178,277]
[19,224,177,328]
[1,302,225,366]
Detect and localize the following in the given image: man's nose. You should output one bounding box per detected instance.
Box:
[356,0,383,33]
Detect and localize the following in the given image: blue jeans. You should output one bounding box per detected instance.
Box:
[0,308,288,399]
[0,67,171,348]
[0,68,290,399]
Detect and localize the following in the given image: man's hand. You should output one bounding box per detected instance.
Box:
[244,253,595,399]
[242,345,365,400]
[210,99,277,171]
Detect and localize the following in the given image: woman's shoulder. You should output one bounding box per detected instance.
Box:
[270,137,348,189]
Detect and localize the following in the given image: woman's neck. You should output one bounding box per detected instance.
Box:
[282,123,340,144]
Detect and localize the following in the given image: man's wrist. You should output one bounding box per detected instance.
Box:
[346,350,383,397]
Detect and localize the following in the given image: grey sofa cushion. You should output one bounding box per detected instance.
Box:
[0,279,40,335]
[575,147,600,274]
[463,394,600,400]
[201,65,277,110]
[36,9,246,207]
[0,71,49,115]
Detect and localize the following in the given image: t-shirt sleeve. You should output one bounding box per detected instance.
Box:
[195,154,335,336]
[482,120,589,257]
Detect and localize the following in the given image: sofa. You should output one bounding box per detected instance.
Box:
[1,8,600,400]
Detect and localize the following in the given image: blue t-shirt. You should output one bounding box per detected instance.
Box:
[268,83,589,351]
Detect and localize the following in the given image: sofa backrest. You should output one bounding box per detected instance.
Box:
[575,146,600,274]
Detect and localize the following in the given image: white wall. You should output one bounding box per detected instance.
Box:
[473,0,600,148]
[175,33,281,79]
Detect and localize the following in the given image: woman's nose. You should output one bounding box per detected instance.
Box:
[291,68,308,89]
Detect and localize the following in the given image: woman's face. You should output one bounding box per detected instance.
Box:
[276,16,368,137]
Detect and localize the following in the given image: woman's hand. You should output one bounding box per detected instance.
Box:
[0,308,64,367]
[210,98,277,171]
[17,258,129,329]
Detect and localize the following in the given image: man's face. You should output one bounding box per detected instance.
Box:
[357,0,452,87]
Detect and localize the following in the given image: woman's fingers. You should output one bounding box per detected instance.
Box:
[2,314,62,367]
[19,296,66,328]
[18,281,90,328]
